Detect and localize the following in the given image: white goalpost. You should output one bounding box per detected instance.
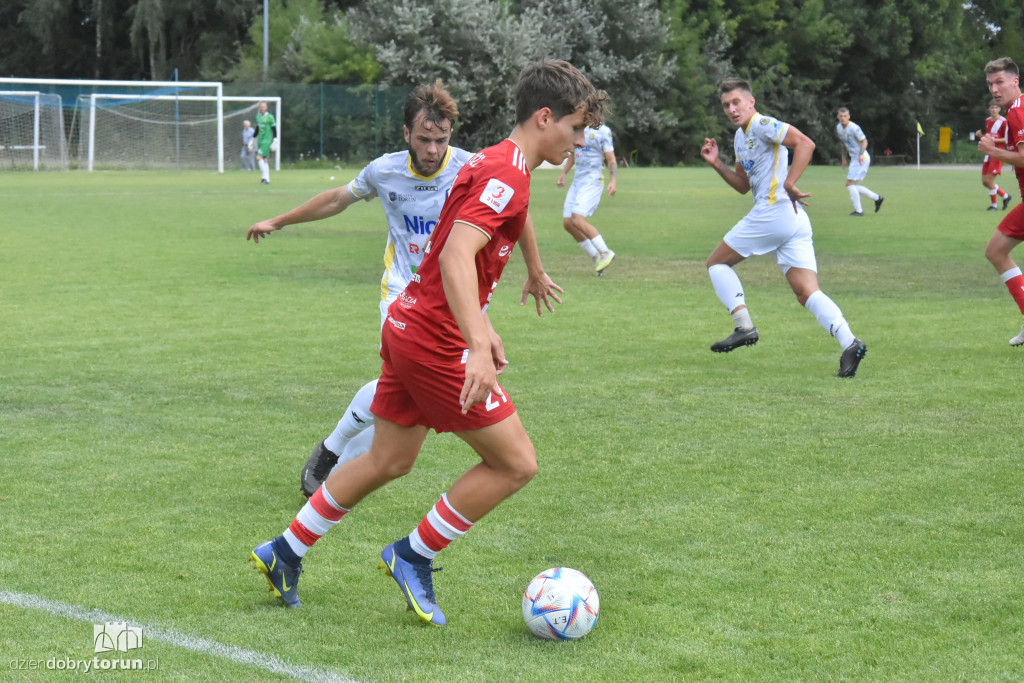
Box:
[77,94,281,172]
[0,91,68,170]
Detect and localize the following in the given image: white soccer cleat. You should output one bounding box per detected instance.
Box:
[1010,323,1024,347]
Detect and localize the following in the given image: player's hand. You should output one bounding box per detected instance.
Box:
[979,134,997,156]
[460,349,500,414]
[556,174,566,187]
[489,329,509,376]
[606,177,617,197]
[784,183,810,212]
[700,138,719,165]
[520,272,564,316]
[247,220,279,243]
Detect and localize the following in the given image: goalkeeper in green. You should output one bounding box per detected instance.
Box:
[254,101,277,185]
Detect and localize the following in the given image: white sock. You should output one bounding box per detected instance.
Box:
[805,290,855,348]
[1000,266,1022,283]
[731,307,754,330]
[708,264,748,317]
[591,235,609,252]
[848,185,863,212]
[259,158,270,181]
[856,185,879,201]
[324,379,377,457]
[577,239,598,259]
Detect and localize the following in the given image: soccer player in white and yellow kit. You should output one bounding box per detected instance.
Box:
[700,78,867,378]
[246,82,562,495]
[836,107,884,216]
[557,124,618,273]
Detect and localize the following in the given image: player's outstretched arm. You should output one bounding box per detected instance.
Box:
[701,138,750,195]
[518,213,563,316]
[246,185,358,243]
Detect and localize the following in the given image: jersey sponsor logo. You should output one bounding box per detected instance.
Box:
[479,178,514,213]
[387,316,406,330]
[398,292,417,309]
[388,191,416,203]
[414,185,438,191]
[468,152,486,167]
[404,215,437,234]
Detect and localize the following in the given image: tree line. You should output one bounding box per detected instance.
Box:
[2,0,1022,165]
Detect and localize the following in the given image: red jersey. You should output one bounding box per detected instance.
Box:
[387,138,531,358]
[1005,96,1024,195]
[984,115,1008,162]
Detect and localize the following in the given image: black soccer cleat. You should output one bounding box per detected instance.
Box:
[300,441,339,498]
[837,338,867,378]
[874,196,885,213]
[850,211,864,217]
[710,327,759,353]
[1004,194,1013,211]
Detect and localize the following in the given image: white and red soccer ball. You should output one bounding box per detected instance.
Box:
[522,567,600,640]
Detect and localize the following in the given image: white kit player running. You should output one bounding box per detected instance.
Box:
[246,81,562,496]
[557,124,618,273]
[700,78,867,378]
[836,107,884,216]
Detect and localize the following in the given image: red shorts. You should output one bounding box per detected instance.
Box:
[998,201,1024,240]
[982,158,1004,176]
[370,321,517,433]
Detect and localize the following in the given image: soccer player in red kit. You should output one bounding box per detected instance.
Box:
[250,59,606,625]
[979,57,1024,345]
[977,99,1012,211]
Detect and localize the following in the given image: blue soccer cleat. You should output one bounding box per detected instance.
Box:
[250,540,302,607]
[378,543,446,626]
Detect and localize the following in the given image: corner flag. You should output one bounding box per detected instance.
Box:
[916,121,925,136]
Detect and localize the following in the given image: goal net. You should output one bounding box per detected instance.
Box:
[75,93,280,172]
[0,91,68,170]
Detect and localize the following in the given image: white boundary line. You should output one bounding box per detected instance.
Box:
[0,590,358,683]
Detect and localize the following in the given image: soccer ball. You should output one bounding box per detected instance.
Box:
[522,567,600,640]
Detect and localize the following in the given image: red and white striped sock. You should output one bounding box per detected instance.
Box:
[408,493,473,560]
[282,486,349,558]
[1001,268,1024,315]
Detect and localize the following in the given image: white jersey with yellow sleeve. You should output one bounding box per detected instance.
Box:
[347,146,472,325]
[733,112,791,207]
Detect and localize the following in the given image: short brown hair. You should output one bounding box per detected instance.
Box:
[837,106,850,115]
[513,59,607,127]
[718,78,753,97]
[404,80,459,130]
[985,57,1019,78]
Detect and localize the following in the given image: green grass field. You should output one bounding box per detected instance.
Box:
[1,164,1022,681]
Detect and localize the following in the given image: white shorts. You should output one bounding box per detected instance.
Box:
[846,151,870,182]
[563,176,604,218]
[723,202,817,273]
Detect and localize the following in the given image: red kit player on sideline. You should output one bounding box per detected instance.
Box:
[250,59,607,626]
[976,99,1013,211]
[978,57,1024,345]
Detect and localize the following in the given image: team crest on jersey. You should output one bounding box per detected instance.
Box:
[759,117,769,125]
[388,191,415,202]
[479,178,514,213]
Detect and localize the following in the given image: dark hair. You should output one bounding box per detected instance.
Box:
[985,57,1019,79]
[837,106,850,115]
[718,78,753,97]
[404,80,459,130]
[513,59,607,127]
